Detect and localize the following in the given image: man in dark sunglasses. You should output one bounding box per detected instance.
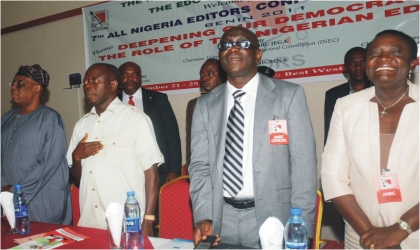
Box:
[190,27,317,248]
[1,64,72,225]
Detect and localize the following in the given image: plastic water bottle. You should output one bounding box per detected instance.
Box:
[125,191,144,250]
[284,207,308,249]
[13,184,30,234]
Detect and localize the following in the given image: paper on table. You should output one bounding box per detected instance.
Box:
[259,217,284,249]
[1,192,16,228]
[154,238,194,249]
[12,227,90,249]
[105,203,124,246]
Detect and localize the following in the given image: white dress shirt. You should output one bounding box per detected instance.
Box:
[223,74,259,198]
[67,98,164,229]
[122,87,144,111]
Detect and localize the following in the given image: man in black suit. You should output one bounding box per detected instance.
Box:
[118,62,182,188]
[324,47,371,144]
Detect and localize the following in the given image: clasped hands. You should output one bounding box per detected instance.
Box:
[72,133,103,161]
[360,223,407,249]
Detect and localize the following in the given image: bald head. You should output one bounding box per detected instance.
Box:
[119,62,141,72]
[221,26,260,48]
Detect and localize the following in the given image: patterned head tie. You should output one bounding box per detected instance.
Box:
[15,64,50,88]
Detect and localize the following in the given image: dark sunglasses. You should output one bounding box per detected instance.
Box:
[217,40,259,51]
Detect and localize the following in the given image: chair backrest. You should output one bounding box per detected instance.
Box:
[313,190,324,249]
[70,184,80,226]
[313,190,344,249]
[158,175,194,240]
[181,163,188,176]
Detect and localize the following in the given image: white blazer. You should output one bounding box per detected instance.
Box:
[321,81,419,248]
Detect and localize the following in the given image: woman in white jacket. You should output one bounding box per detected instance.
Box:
[322,29,419,249]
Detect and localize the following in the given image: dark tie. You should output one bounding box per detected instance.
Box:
[128,96,135,106]
[223,90,246,197]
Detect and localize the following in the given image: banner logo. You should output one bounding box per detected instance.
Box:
[90,10,109,32]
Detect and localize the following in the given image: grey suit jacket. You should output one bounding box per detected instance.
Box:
[189,73,317,237]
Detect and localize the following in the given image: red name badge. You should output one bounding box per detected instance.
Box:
[374,174,402,204]
[268,119,288,145]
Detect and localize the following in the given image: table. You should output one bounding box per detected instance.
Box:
[1,220,154,249]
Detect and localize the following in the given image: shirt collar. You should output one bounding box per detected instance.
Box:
[349,81,355,95]
[349,80,373,95]
[123,87,142,99]
[227,73,259,98]
[84,97,123,117]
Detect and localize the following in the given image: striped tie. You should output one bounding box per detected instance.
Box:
[223,90,245,197]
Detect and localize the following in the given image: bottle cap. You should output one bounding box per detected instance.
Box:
[126,191,135,197]
[290,207,302,216]
[15,184,22,189]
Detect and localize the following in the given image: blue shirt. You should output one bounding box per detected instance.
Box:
[1,105,72,224]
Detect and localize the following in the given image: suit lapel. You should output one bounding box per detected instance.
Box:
[368,98,381,177]
[207,85,228,174]
[387,82,419,172]
[252,75,277,166]
[141,88,153,114]
[387,102,416,172]
[368,82,418,176]
[340,81,351,97]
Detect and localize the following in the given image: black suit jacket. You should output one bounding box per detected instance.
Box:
[324,82,351,145]
[118,88,182,181]
[324,81,373,144]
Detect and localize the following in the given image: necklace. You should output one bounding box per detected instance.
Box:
[375,86,409,117]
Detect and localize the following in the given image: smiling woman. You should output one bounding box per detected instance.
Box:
[321,29,419,249]
[366,30,417,120]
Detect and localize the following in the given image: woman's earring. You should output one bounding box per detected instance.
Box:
[408,70,412,79]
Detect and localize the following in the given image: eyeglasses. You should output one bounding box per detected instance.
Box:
[217,40,259,51]
[9,80,39,89]
[9,80,25,89]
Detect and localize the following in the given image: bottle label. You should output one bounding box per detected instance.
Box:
[14,205,28,218]
[125,217,141,233]
[285,243,307,249]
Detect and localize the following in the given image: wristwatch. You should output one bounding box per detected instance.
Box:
[144,215,155,221]
[397,220,413,235]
